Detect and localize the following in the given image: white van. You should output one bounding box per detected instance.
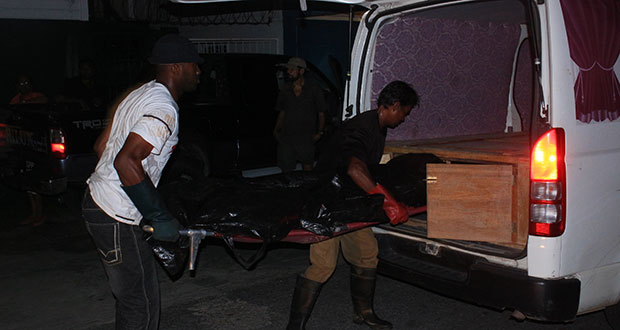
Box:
[337,0,620,326]
[173,0,619,325]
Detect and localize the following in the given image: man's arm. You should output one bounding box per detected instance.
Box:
[113,132,153,186]
[114,132,180,241]
[348,156,409,225]
[318,112,325,132]
[313,112,326,142]
[30,93,48,104]
[347,156,376,192]
[94,124,112,159]
[273,111,285,140]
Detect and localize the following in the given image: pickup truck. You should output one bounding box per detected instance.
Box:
[0,103,106,197]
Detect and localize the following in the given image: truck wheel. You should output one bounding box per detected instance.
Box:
[606,301,620,330]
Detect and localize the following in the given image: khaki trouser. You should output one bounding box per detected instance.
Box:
[303,227,379,283]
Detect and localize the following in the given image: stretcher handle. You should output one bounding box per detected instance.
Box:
[141,225,214,237]
[142,225,214,271]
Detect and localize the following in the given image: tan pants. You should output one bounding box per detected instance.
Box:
[303,227,379,283]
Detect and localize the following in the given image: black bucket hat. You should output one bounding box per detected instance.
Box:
[148,34,204,64]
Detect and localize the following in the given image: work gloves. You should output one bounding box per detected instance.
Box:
[368,184,409,225]
[122,176,181,242]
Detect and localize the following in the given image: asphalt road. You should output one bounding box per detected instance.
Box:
[0,186,614,330]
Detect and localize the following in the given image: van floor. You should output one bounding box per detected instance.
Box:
[378,213,525,259]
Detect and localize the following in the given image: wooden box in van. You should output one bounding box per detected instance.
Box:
[383,132,529,247]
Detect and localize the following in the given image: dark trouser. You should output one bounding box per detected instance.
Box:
[82,189,160,330]
[277,139,315,172]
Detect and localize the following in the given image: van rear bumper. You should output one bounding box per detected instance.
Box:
[376,234,580,322]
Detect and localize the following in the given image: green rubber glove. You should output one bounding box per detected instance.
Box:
[122,176,181,242]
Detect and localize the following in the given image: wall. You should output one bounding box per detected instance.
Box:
[179,9,355,90]
[1,18,159,107]
[178,11,285,54]
[1,20,73,104]
[0,0,88,21]
[1,8,355,106]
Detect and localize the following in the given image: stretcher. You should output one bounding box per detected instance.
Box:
[152,154,438,278]
[147,205,427,276]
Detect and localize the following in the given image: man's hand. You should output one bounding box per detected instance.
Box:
[151,217,181,242]
[312,131,323,142]
[273,111,285,142]
[368,184,409,225]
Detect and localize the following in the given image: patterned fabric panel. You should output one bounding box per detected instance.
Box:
[370,15,521,141]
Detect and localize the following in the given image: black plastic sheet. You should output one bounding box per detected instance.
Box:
[146,235,190,280]
[152,153,442,277]
[160,171,387,240]
[373,153,443,207]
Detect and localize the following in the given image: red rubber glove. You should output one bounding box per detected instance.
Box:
[368,184,409,225]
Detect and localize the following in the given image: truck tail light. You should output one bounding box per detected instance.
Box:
[50,128,66,159]
[529,128,566,237]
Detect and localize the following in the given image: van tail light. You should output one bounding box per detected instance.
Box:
[50,128,66,159]
[529,128,566,237]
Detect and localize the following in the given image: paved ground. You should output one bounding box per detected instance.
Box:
[0,185,615,330]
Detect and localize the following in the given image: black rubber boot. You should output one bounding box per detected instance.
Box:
[286,275,323,330]
[350,266,393,330]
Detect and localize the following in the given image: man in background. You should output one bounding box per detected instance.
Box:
[273,57,326,172]
[10,74,47,105]
[61,58,107,111]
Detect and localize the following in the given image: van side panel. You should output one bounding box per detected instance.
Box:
[533,0,620,313]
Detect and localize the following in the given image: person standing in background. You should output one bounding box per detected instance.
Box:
[61,58,107,111]
[273,57,326,172]
[10,74,48,105]
[10,73,48,227]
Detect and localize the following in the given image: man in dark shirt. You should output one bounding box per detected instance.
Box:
[286,81,419,330]
[273,57,326,172]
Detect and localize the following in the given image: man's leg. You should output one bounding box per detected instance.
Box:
[286,237,340,329]
[341,228,392,330]
[304,236,341,283]
[297,142,316,171]
[340,228,378,269]
[277,141,297,172]
[82,190,160,330]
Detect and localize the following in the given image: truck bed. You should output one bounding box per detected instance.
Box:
[383,132,530,250]
[384,132,529,164]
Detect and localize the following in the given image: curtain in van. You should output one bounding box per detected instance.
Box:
[560,0,620,123]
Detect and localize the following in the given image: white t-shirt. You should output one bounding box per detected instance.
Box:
[87,80,179,225]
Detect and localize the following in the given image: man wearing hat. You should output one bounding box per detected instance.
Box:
[82,34,203,330]
[273,56,326,172]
